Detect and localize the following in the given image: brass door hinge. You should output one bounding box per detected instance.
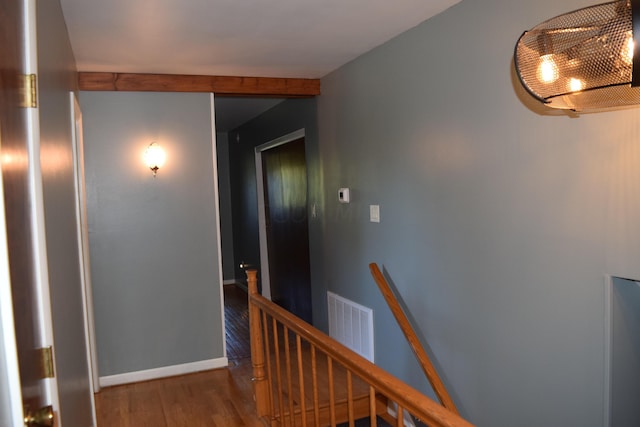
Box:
[19,74,37,108]
[37,346,54,379]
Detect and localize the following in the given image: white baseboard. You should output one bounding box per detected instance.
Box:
[99,357,228,388]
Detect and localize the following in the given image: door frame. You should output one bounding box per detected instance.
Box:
[254,128,305,299]
[70,93,99,424]
[603,274,612,427]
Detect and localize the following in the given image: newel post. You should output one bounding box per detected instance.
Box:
[246,269,269,417]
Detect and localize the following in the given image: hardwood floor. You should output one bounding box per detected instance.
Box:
[95,359,263,426]
[95,284,259,426]
[224,284,252,361]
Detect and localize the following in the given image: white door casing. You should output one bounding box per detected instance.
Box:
[70,92,99,424]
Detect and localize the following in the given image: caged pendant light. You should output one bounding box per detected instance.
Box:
[515,0,640,112]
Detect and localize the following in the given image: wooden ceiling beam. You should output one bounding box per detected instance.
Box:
[78,72,320,97]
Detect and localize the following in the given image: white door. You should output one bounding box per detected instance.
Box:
[0,0,59,425]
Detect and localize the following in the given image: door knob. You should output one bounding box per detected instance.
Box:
[24,405,54,427]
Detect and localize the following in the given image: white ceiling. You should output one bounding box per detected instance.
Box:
[60,0,461,130]
[60,0,461,79]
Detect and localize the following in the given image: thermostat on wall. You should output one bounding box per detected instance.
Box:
[338,188,350,203]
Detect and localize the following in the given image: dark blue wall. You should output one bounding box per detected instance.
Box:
[228,98,326,326]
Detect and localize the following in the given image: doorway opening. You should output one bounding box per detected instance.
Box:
[214,96,287,361]
[255,129,313,324]
[223,284,252,361]
[605,276,640,427]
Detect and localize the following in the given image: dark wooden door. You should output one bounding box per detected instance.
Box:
[262,137,312,323]
[0,0,49,422]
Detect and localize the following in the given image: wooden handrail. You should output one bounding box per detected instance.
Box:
[369,263,459,414]
[246,270,473,427]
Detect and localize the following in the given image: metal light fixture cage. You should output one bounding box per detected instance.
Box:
[515,0,640,112]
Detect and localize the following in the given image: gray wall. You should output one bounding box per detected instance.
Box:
[315,0,640,425]
[80,91,224,376]
[228,98,322,305]
[216,131,236,281]
[37,0,93,425]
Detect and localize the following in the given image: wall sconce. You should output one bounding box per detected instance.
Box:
[144,142,166,177]
[515,0,640,112]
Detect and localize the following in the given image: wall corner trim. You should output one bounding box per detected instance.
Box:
[98,357,228,387]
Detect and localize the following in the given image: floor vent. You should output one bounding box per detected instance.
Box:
[327,291,374,362]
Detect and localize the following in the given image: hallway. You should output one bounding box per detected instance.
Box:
[224,284,252,361]
[94,284,258,426]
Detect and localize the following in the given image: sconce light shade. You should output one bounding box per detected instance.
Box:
[144,142,166,177]
[515,0,640,112]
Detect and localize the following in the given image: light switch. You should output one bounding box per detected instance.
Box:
[370,205,380,223]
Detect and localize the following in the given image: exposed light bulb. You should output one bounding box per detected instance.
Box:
[144,142,166,177]
[622,32,634,66]
[569,78,584,92]
[537,54,559,84]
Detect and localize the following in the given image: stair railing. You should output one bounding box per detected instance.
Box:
[369,262,459,414]
[246,269,473,427]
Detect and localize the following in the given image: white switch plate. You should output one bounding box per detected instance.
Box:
[370,205,380,223]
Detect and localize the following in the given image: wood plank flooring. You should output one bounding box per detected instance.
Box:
[95,359,263,426]
[95,284,259,426]
[224,284,252,361]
